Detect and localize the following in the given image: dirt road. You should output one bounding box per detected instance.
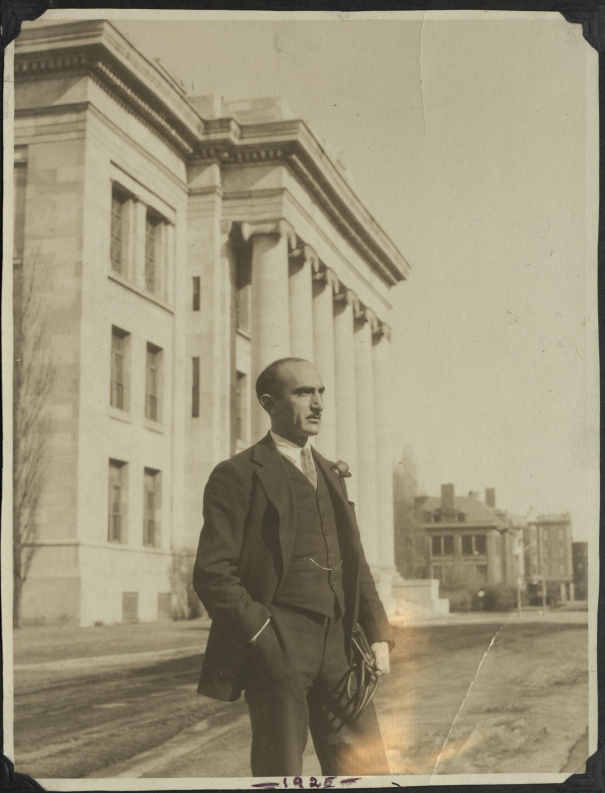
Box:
[13,616,588,780]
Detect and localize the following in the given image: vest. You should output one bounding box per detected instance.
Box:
[275,458,346,617]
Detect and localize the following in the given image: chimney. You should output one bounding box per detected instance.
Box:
[441,483,454,512]
[485,488,496,508]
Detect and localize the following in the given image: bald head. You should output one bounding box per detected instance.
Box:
[256,358,325,446]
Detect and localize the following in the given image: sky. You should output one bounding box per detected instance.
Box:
[109,14,597,541]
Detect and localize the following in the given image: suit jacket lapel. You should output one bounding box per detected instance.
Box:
[312,449,360,551]
[251,434,298,583]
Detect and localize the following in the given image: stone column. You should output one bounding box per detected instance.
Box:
[333,289,359,506]
[312,268,339,460]
[372,322,399,611]
[215,220,233,463]
[353,305,380,573]
[241,218,296,441]
[289,244,317,361]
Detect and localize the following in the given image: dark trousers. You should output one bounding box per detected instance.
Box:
[245,602,390,777]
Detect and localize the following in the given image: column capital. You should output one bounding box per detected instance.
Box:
[364,307,381,334]
[372,320,392,341]
[241,218,296,250]
[353,300,367,322]
[291,243,320,273]
[313,266,340,293]
[335,288,359,313]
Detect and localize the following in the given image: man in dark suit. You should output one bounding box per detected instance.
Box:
[193,357,394,777]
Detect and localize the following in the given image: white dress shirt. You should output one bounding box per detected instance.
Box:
[269,430,314,476]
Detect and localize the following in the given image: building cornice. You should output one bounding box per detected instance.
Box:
[15,20,203,157]
[195,123,409,286]
[15,20,410,287]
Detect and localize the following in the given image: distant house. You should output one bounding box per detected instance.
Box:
[524,514,574,603]
[572,542,588,601]
[415,485,521,590]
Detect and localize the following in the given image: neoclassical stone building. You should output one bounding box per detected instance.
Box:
[13,20,410,626]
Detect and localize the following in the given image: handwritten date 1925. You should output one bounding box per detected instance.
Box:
[252,777,361,788]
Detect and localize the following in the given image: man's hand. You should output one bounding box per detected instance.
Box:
[370,641,390,676]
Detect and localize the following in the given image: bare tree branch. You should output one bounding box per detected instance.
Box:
[13,258,55,628]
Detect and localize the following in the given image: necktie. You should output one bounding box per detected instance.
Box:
[300,446,318,490]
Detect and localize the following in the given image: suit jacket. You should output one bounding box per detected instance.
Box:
[193,433,394,702]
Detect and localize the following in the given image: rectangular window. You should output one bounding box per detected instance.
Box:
[236,371,247,442]
[122,592,139,623]
[143,468,161,547]
[145,210,161,293]
[110,327,129,411]
[111,188,127,274]
[108,460,127,543]
[14,160,27,263]
[462,536,473,555]
[192,276,201,311]
[474,535,487,555]
[431,536,442,556]
[145,343,162,422]
[443,536,454,556]
[192,356,200,418]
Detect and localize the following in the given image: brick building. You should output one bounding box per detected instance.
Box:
[524,514,574,603]
[13,21,410,626]
[415,485,521,590]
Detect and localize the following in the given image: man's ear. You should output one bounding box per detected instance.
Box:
[259,393,273,413]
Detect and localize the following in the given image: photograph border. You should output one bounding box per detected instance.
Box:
[1,1,602,790]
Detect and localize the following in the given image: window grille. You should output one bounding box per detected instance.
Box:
[111,189,126,273]
[110,328,129,410]
[145,212,159,293]
[143,469,160,547]
[146,344,161,422]
[108,461,126,543]
[111,331,125,409]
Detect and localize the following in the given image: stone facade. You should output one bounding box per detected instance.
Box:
[14,20,409,626]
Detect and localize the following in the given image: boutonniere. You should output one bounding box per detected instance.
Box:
[331,460,352,478]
